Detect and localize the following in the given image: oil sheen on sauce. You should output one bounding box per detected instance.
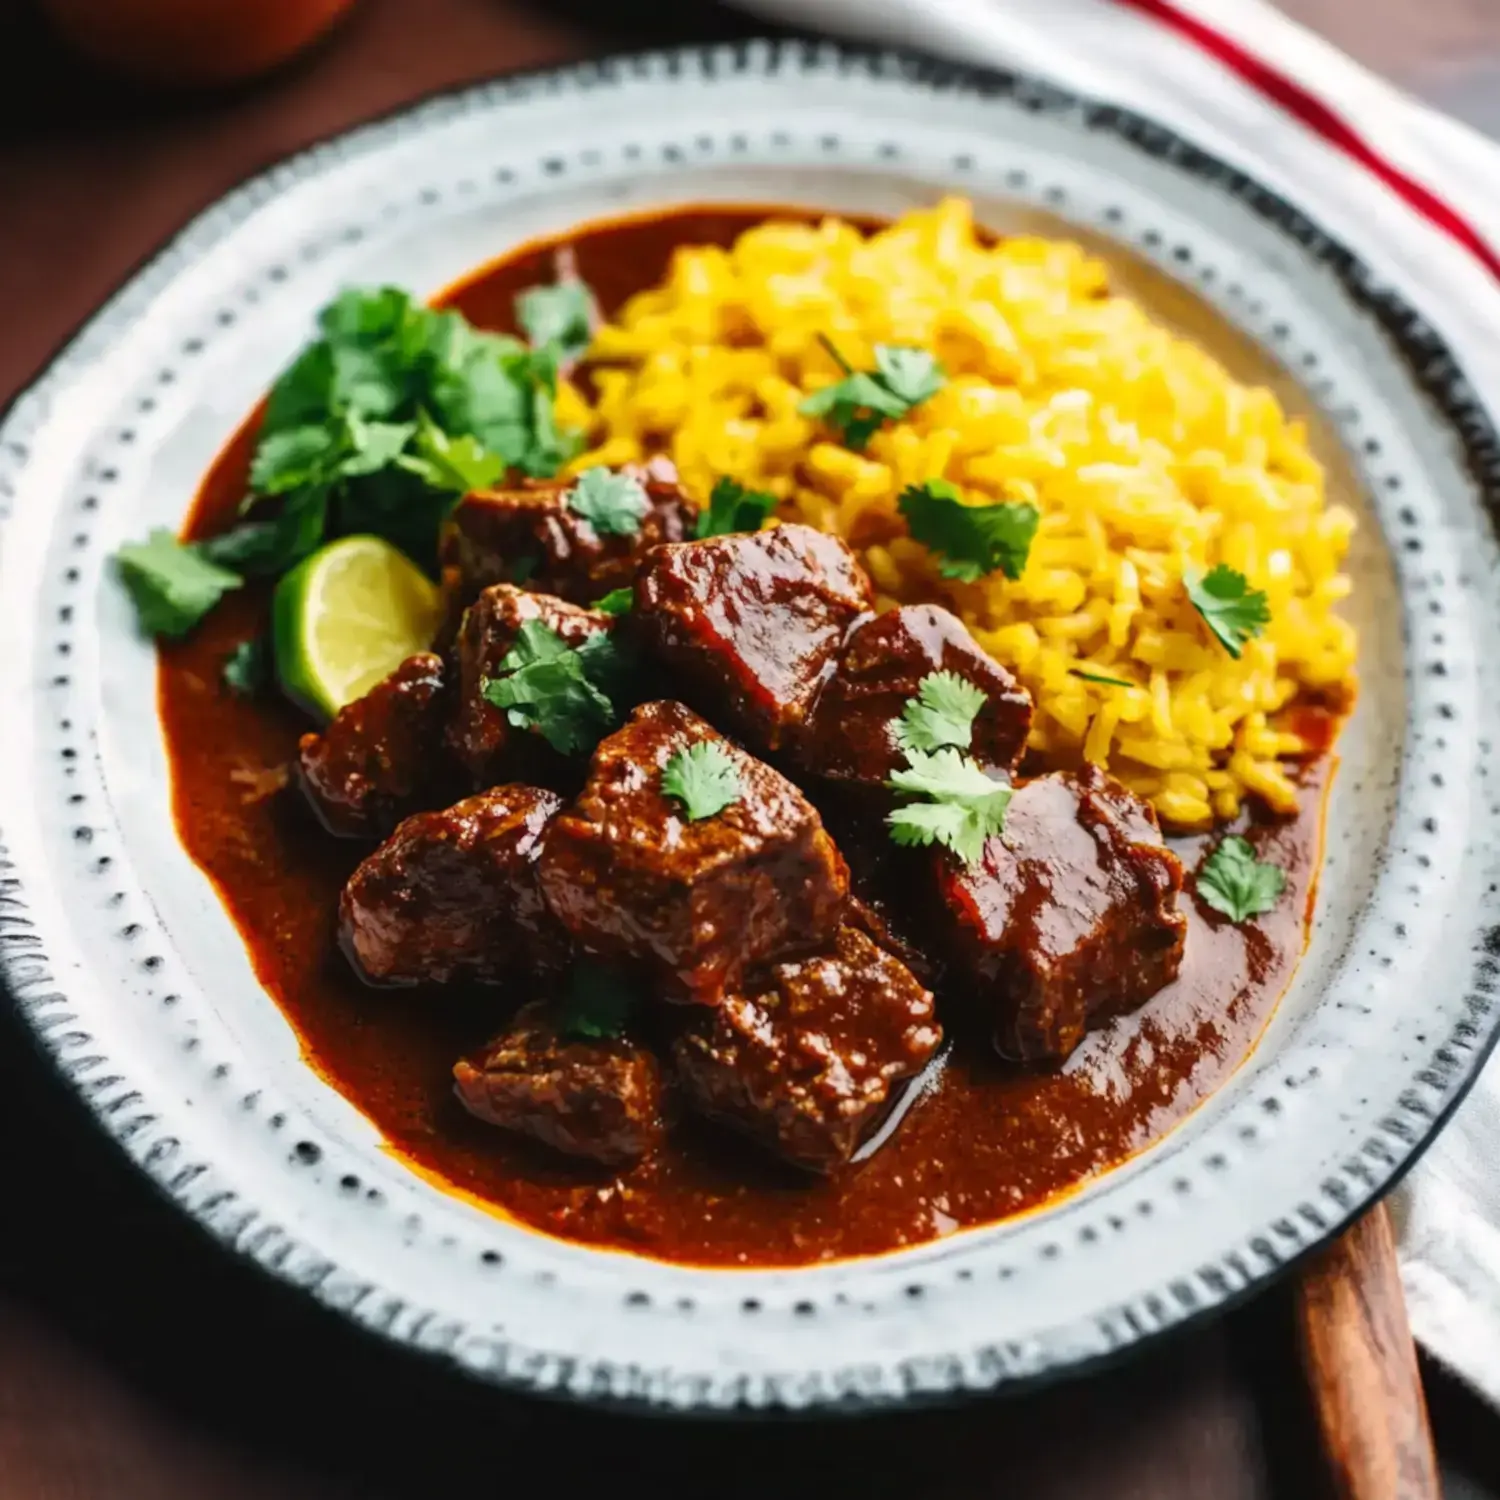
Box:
[158,206,1333,1268]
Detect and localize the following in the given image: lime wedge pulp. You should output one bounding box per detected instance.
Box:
[272,535,442,719]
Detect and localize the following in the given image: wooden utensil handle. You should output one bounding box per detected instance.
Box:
[1293,1201,1440,1500]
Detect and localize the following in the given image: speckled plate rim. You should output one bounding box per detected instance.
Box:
[3,39,1500,1415]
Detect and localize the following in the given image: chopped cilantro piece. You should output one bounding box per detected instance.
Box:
[886,748,1013,865]
[898,479,1040,583]
[115,530,242,639]
[567,467,650,536]
[1185,565,1271,659]
[559,960,637,1040]
[480,619,618,755]
[661,741,743,821]
[396,412,506,493]
[1196,835,1286,923]
[592,587,634,616]
[798,338,947,450]
[516,279,595,366]
[1071,667,1134,689]
[894,671,987,754]
[222,636,271,697]
[696,476,779,539]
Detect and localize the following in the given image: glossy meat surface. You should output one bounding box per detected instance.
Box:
[448,584,613,788]
[935,764,1187,1062]
[673,926,942,1172]
[634,523,874,751]
[537,700,849,1000]
[799,604,1033,786]
[339,785,567,986]
[439,460,696,613]
[296,653,450,839]
[454,999,666,1167]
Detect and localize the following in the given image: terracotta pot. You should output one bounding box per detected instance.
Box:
[41,0,360,87]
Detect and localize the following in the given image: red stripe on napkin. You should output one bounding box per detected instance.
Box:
[1115,0,1500,280]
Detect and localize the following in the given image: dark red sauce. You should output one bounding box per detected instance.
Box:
[159,206,1333,1267]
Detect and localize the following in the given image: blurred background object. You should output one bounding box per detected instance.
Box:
[39,0,360,87]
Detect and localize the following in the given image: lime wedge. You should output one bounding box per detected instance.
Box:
[272,535,441,719]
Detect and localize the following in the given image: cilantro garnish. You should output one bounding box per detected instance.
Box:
[480,619,619,755]
[894,671,986,755]
[114,530,242,640]
[886,748,1013,865]
[516,279,595,367]
[559,960,636,1041]
[222,636,271,697]
[1071,667,1134,688]
[114,283,591,640]
[661,741,743,822]
[1196,835,1286,923]
[798,338,947,450]
[898,479,1040,583]
[567,467,650,537]
[1185,565,1271,659]
[592,587,634,616]
[696,477,778,539]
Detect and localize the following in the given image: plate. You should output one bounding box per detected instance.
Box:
[3,40,1500,1413]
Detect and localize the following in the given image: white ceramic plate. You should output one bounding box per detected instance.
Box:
[4,41,1500,1412]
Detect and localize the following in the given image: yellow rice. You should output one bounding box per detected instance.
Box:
[556,197,1357,829]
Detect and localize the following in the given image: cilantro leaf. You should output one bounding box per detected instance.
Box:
[197,487,328,577]
[696,476,778,539]
[222,636,270,697]
[886,748,1013,864]
[559,960,637,1041]
[798,338,946,450]
[1196,835,1286,923]
[894,671,987,754]
[592,587,634,616]
[480,620,618,755]
[115,530,242,639]
[661,741,743,821]
[1072,667,1134,689]
[898,479,1039,583]
[396,413,506,493]
[517,280,595,365]
[568,468,650,536]
[249,423,345,495]
[1185,565,1271,659]
[336,417,419,479]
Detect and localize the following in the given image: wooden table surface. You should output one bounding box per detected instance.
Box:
[4,0,1500,1495]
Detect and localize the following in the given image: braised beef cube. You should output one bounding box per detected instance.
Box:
[297,653,450,839]
[439,460,697,613]
[538,700,848,1000]
[799,604,1033,786]
[454,999,665,1167]
[339,785,567,986]
[449,584,615,788]
[935,764,1187,1062]
[673,926,941,1172]
[634,523,874,751]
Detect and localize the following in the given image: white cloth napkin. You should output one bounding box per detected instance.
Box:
[738,0,1500,1407]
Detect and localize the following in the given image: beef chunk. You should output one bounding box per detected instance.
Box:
[798,604,1033,786]
[297,653,449,839]
[454,999,665,1167]
[634,523,874,751]
[538,700,848,1000]
[934,764,1187,1062]
[673,926,941,1172]
[449,585,614,788]
[439,460,696,613]
[339,785,567,986]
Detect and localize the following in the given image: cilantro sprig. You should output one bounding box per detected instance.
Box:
[592,587,634,617]
[899,479,1040,583]
[222,636,271,698]
[1071,667,1134,689]
[662,741,743,821]
[567,468,650,537]
[1186,565,1271,659]
[894,671,987,755]
[799,338,947,450]
[887,749,1013,865]
[480,619,622,755]
[559,960,637,1041]
[115,277,594,641]
[1196,835,1286,923]
[696,477,778,539]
